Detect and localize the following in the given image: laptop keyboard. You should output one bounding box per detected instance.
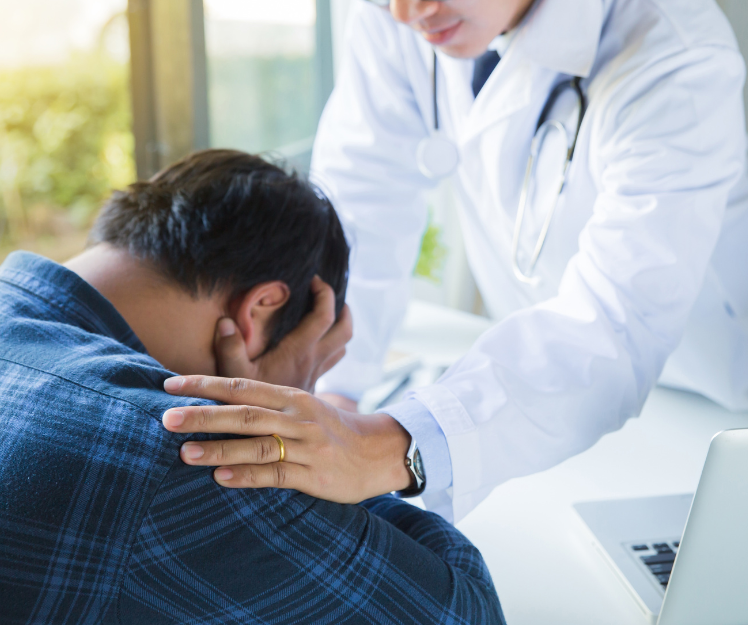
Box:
[628,540,680,588]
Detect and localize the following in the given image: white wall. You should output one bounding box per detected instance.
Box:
[718,0,748,128]
[330,0,353,79]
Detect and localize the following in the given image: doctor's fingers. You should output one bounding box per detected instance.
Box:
[163,374,299,410]
[212,462,315,494]
[180,435,307,467]
[162,404,301,437]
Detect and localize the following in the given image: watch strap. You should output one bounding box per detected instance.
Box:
[396,437,426,498]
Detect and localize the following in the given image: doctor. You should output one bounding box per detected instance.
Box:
[163,0,748,523]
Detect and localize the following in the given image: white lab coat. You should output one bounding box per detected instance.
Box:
[311,0,748,522]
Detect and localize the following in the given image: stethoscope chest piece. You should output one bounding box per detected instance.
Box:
[416,133,460,179]
[417,50,460,180]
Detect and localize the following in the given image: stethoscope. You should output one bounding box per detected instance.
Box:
[416,50,587,286]
[415,51,461,179]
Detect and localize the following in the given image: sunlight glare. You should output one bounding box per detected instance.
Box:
[204,0,316,25]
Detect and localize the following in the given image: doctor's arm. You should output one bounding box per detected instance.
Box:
[310,3,456,491]
[166,43,748,524]
[309,2,434,400]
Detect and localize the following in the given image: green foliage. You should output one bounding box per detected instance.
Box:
[414,211,448,284]
[0,54,135,248]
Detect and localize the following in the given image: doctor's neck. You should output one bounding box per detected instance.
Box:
[388,0,536,59]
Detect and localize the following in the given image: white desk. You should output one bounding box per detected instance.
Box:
[390,300,748,625]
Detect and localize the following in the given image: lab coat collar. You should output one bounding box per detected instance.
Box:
[513,0,606,78]
[488,29,517,58]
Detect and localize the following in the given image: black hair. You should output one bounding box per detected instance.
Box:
[89,149,349,350]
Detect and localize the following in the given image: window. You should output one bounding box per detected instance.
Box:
[0,0,134,262]
[204,0,333,170]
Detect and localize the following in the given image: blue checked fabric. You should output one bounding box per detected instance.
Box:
[0,252,505,625]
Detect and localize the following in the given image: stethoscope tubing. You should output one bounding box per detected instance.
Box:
[419,51,587,285]
[512,77,587,285]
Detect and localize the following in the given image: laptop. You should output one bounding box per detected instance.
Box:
[574,429,748,625]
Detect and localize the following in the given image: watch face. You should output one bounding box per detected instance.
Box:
[413,448,425,482]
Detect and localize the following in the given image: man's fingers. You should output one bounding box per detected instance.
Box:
[318,304,352,355]
[162,404,294,435]
[180,436,292,466]
[163,375,296,411]
[213,462,311,491]
[318,345,347,379]
[214,317,255,379]
[286,276,337,344]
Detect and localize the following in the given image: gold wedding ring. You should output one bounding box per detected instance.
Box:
[271,434,285,462]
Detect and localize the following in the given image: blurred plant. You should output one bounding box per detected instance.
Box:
[0,53,135,251]
[414,210,448,284]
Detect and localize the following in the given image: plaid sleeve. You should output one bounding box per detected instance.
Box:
[119,458,504,625]
[361,495,506,624]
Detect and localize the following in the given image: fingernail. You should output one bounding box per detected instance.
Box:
[218,318,235,337]
[162,410,185,427]
[164,377,184,392]
[215,468,234,481]
[181,443,204,459]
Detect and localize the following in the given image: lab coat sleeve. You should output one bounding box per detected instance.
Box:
[311,2,435,400]
[378,398,453,494]
[410,45,747,523]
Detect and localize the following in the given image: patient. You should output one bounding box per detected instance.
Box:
[0,150,504,624]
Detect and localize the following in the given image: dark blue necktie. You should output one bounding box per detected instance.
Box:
[472,50,500,97]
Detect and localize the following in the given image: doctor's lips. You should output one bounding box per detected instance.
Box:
[420,21,462,46]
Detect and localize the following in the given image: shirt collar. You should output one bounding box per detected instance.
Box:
[0,251,147,354]
[487,29,517,58]
[508,0,607,78]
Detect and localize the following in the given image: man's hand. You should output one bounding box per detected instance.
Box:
[215,276,352,392]
[161,376,413,503]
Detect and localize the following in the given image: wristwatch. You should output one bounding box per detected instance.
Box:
[397,436,426,498]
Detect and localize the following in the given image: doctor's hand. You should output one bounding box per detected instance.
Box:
[213,276,352,393]
[161,376,413,503]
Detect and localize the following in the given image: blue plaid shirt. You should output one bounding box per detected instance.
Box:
[0,252,504,625]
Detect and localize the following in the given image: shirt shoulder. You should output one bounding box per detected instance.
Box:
[0,303,214,624]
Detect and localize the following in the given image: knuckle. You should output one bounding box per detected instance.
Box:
[227,377,248,399]
[273,463,288,488]
[240,467,259,487]
[281,387,302,408]
[239,405,260,430]
[294,394,314,414]
[197,405,211,429]
[303,420,322,438]
[316,441,333,461]
[258,438,274,463]
[216,441,230,463]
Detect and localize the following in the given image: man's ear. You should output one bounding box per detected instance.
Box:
[231,281,290,359]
